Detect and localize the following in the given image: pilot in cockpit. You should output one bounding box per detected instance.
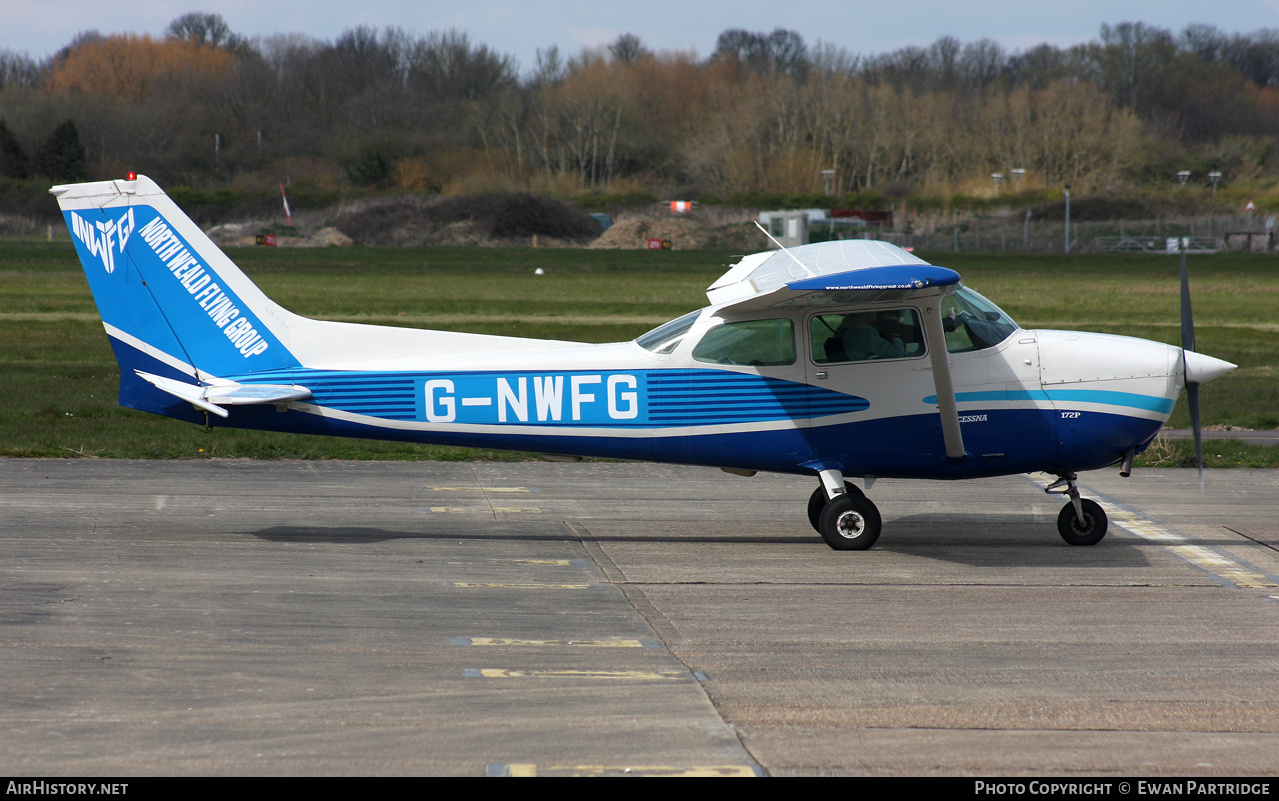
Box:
[837,311,906,361]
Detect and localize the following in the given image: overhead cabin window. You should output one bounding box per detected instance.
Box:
[692,318,796,366]
[811,308,924,364]
[636,310,701,354]
[940,287,1019,353]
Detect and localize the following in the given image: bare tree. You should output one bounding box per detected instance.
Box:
[608,34,649,66]
[165,12,247,52]
[410,30,515,101]
[712,28,809,77]
[0,50,41,90]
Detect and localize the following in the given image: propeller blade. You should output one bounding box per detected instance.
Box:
[1179,239,1204,490]
[1179,240,1196,354]
[1187,381,1203,491]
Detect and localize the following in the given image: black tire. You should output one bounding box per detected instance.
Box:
[1057,499,1107,546]
[818,493,882,551]
[807,482,869,532]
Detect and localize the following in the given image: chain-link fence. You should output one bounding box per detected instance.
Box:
[859,216,1276,253]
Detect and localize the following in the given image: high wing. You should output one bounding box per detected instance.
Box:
[706,241,967,459]
[707,239,958,307]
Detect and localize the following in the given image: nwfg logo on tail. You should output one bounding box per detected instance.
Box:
[70,209,135,274]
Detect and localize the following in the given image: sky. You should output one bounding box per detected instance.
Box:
[4,0,1279,73]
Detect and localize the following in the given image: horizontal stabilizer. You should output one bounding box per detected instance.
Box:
[136,371,310,418]
[203,382,312,405]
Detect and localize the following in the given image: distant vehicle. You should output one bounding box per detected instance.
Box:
[53,175,1234,551]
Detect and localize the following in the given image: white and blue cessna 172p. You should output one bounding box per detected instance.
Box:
[53,175,1236,551]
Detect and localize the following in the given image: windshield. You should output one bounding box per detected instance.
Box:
[940,286,1019,352]
[636,310,701,354]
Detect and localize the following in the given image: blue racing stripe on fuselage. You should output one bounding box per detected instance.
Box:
[923,388,1174,415]
[232,367,869,428]
[1041,389,1175,414]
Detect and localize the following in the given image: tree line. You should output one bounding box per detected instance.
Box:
[2,13,1277,206]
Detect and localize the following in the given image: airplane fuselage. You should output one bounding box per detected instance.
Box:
[112,308,1180,481]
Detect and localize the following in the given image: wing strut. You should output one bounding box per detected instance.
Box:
[921,304,966,459]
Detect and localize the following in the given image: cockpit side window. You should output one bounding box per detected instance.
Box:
[940,287,1019,353]
[811,308,925,364]
[692,318,796,366]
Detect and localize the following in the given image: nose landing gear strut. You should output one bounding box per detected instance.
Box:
[1046,472,1108,546]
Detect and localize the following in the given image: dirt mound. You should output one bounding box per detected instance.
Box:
[332,193,601,247]
[207,224,354,248]
[205,222,262,246]
[589,214,759,250]
[202,196,765,250]
[308,227,354,247]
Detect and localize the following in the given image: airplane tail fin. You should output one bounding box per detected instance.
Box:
[52,175,303,416]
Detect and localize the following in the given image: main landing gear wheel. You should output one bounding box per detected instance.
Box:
[807,482,866,531]
[818,492,882,551]
[1057,498,1107,546]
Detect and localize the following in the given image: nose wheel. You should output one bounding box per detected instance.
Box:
[1046,473,1108,546]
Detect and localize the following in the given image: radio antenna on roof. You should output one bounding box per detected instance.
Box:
[753,221,814,278]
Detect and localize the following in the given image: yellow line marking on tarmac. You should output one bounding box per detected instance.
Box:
[444,582,592,589]
[467,668,689,680]
[462,638,654,648]
[439,558,582,566]
[429,507,541,513]
[1105,505,1279,589]
[427,486,530,492]
[488,763,760,777]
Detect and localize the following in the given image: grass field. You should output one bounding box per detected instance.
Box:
[2,238,1276,467]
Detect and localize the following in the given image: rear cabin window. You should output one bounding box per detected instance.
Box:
[810,309,924,364]
[692,318,796,366]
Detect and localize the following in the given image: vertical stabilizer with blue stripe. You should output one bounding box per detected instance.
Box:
[52,176,302,414]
